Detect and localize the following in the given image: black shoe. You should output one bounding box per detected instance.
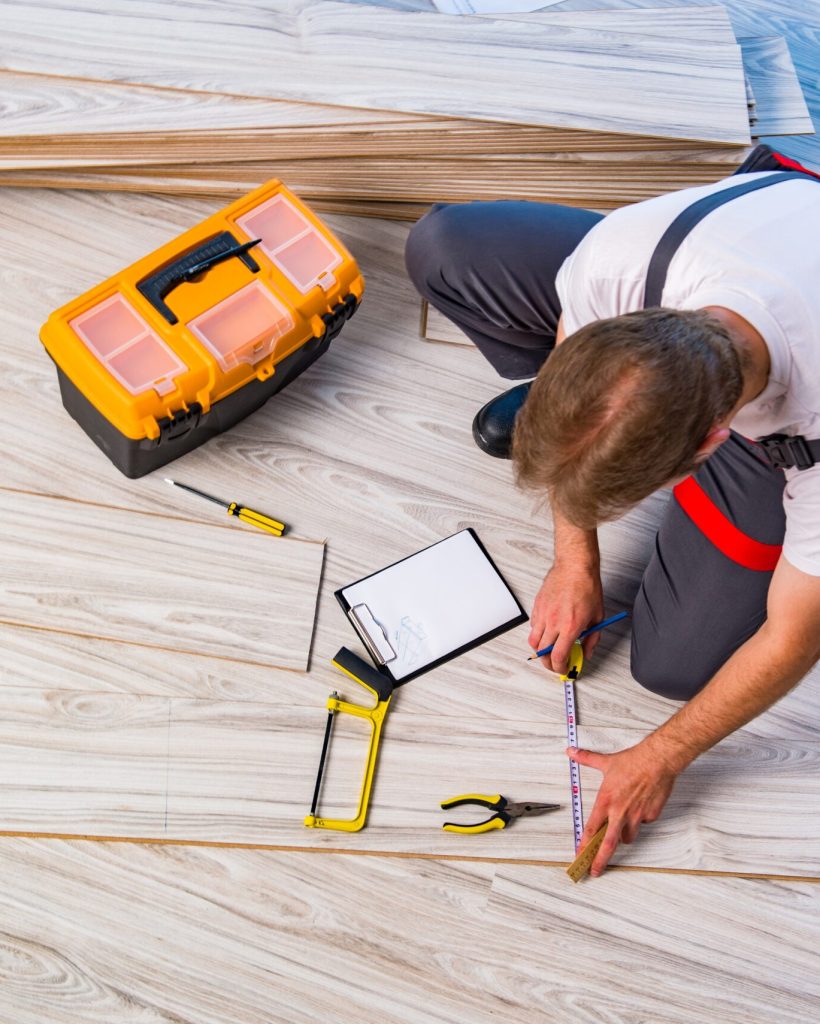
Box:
[472,381,533,459]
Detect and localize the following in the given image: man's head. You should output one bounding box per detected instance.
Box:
[511,308,745,529]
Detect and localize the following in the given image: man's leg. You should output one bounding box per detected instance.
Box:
[631,434,786,701]
[405,200,603,379]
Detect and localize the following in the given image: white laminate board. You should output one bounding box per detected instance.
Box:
[0,0,753,142]
[0,840,818,1024]
[740,35,814,136]
[0,489,324,671]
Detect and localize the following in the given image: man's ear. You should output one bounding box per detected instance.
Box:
[693,426,731,465]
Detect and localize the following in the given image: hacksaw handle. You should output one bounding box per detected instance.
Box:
[331,647,394,703]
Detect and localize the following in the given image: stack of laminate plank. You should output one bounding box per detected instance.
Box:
[0,0,812,217]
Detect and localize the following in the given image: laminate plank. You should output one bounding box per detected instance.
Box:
[487,864,820,1023]
[0,0,753,142]
[0,489,325,671]
[160,702,820,872]
[421,300,472,346]
[0,689,170,836]
[739,35,813,135]
[550,0,820,167]
[0,674,818,874]
[0,163,758,212]
[0,839,817,1024]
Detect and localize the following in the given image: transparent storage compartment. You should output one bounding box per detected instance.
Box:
[186,280,295,372]
[70,293,186,396]
[236,195,342,294]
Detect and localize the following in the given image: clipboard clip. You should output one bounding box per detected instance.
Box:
[348,604,397,665]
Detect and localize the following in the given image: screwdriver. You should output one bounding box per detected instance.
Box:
[165,479,286,536]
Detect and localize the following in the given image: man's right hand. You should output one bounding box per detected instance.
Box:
[529,561,605,674]
[531,506,604,674]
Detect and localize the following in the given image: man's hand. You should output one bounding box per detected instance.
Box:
[530,561,604,673]
[567,739,679,877]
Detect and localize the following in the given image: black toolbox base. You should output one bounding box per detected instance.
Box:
[54,331,332,478]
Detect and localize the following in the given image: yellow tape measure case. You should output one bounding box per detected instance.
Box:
[40,181,364,477]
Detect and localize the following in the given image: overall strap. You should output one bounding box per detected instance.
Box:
[643,171,814,309]
[643,168,820,472]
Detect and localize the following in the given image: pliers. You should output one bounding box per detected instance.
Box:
[440,793,561,834]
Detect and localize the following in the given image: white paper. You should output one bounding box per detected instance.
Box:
[341,530,523,680]
[432,0,566,15]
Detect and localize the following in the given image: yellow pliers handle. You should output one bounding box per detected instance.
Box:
[227,502,286,536]
[441,793,507,834]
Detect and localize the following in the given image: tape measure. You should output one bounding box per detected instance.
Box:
[560,641,586,852]
[566,822,608,883]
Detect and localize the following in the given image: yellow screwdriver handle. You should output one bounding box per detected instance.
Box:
[228,502,286,535]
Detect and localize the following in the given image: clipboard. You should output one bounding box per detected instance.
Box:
[335,528,527,685]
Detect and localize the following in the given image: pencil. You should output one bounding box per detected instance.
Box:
[527,611,630,660]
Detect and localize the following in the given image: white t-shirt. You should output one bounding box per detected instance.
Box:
[555,171,820,576]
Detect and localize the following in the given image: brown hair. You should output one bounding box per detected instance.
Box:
[512,308,744,529]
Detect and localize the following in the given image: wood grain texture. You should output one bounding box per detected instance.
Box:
[0,489,324,671]
[548,0,820,167]
[0,839,817,1024]
[739,35,813,135]
[0,681,818,873]
[1,186,820,874]
[0,0,753,142]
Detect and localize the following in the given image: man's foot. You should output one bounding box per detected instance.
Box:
[472,381,533,459]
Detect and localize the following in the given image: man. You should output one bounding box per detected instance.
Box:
[404,150,820,877]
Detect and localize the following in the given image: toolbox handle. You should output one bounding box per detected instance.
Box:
[137,232,262,325]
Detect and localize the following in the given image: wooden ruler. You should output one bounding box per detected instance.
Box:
[567,822,609,883]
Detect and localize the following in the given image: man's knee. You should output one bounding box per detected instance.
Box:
[630,618,711,702]
[404,202,462,299]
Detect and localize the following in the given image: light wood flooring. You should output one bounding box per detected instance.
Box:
[2,181,819,1020]
[2,2,820,1020]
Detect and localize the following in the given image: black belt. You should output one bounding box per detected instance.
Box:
[643,169,820,471]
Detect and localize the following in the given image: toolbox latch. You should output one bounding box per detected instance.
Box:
[319,293,358,344]
[156,403,203,445]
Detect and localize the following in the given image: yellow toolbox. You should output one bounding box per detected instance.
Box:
[40,180,364,477]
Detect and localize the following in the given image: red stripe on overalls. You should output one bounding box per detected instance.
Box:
[772,152,820,181]
[673,476,782,571]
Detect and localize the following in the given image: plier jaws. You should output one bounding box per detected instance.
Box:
[440,793,561,834]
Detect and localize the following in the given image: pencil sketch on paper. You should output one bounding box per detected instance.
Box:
[394,615,428,667]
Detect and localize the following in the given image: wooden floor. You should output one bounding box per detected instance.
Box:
[2,2,820,1021]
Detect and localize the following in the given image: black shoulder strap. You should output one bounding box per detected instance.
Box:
[643,169,820,471]
[643,171,814,309]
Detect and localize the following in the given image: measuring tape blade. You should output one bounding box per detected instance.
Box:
[563,675,584,852]
[559,641,586,853]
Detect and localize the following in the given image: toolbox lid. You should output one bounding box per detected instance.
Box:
[236,195,342,294]
[70,294,187,397]
[186,281,295,372]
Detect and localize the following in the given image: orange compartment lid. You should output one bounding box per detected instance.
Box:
[187,281,295,373]
[236,194,342,294]
[70,294,187,397]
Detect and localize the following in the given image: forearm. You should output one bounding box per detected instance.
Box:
[553,503,599,570]
[644,620,818,774]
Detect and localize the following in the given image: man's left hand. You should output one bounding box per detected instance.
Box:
[567,740,679,877]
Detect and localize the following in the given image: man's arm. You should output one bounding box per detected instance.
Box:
[570,555,820,876]
[529,508,604,673]
[529,313,608,668]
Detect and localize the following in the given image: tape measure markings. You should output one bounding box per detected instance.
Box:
[563,671,584,853]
